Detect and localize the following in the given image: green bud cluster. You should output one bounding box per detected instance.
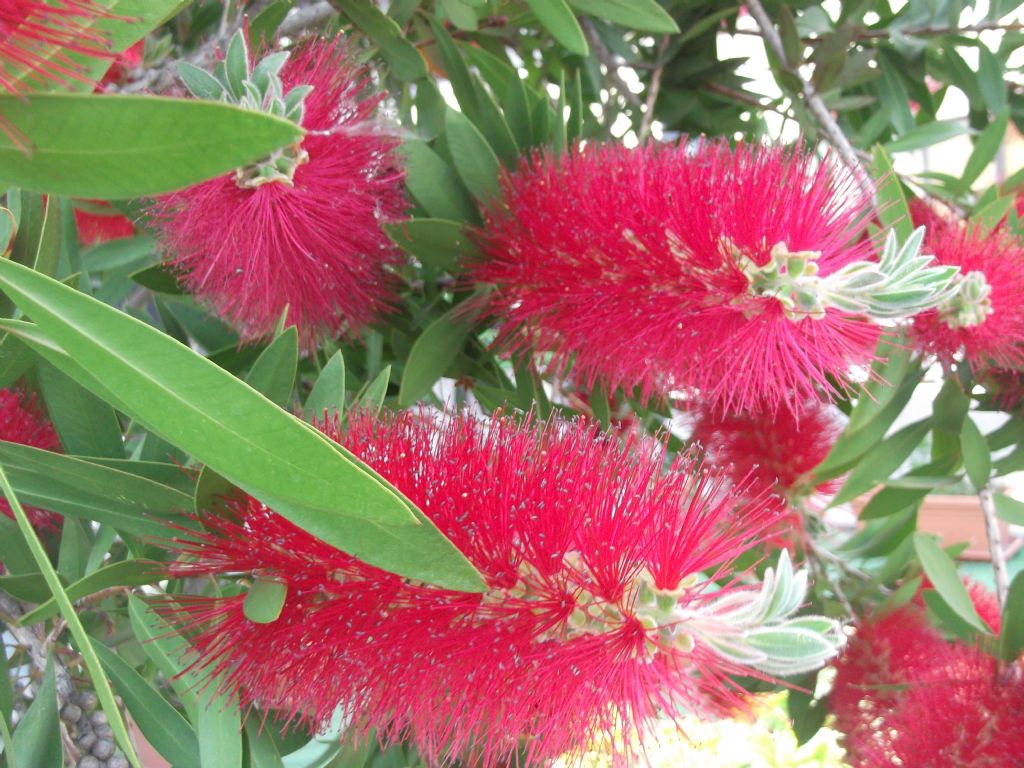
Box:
[177,30,311,187]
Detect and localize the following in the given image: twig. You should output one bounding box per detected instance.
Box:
[0,592,74,700]
[744,0,875,200]
[980,483,1010,610]
[703,81,793,119]
[579,18,643,109]
[638,35,670,141]
[279,1,336,37]
[734,20,1024,42]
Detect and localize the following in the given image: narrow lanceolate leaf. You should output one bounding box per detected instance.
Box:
[0,441,190,538]
[11,655,60,768]
[19,560,159,626]
[0,261,484,592]
[385,219,481,272]
[912,533,989,635]
[960,416,991,489]
[445,110,502,203]
[0,95,304,198]
[93,644,201,768]
[524,0,589,55]
[127,597,241,768]
[338,0,428,81]
[999,571,1024,662]
[305,351,346,421]
[247,327,299,408]
[0,469,141,768]
[399,306,476,406]
[872,145,912,240]
[567,0,679,33]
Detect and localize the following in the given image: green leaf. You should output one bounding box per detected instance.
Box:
[11,0,189,92]
[37,360,125,458]
[994,493,1024,525]
[249,0,297,47]
[131,263,182,294]
[245,720,286,768]
[94,643,201,767]
[566,0,678,33]
[884,120,970,154]
[445,110,501,203]
[829,419,932,507]
[912,532,989,634]
[960,109,1008,190]
[19,560,159,626]
[971,195,1016,233]
[977,46,1007,114]
[872,145,913,240]
[776,5,802,68]
[385,219,480,272]
[933,376,970,433]
[0,95,304,198]
[339,0,428,81]
[356,365,391,413]
[82,236,154,273]
[960,416,991,489]
[999,570,1024,662]
[0,441,190,538]
[128,596,199,713]
[11,655,60,768]
[243,578,288,624]
[0,572,61,603]
[399,306,474,406]
[248,327,298,408]
[845,335,912,433]
[524,0,588,55]
[398,140,477,222]
[0,469,141,767]
[0,261,484,592]
[440,0,478,29]
[305,351,346,421]
[197,681,242,768]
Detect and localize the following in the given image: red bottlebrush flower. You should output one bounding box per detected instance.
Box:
[688,400,842,544]
[161,409,795,767]
[886,648,1024,767]
[472,141,881,415]
[979,365,1024,413]
[149,36,407,351]
[0,1,113,93]
[0,388,62,532]
[74,202,134,246]
[909,215,1024,370]
[830,580,1021,768]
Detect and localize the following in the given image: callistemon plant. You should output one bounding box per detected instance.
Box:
[689,400,843,545]
[0,0,113,93]
[473,141,959,415]
[830,582,1024,767]
[149,31,407,350]
[161,409,844,766]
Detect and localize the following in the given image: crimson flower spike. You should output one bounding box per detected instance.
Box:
[149,31,407,351]
[159,409,844,767]
[0,1,115,94]
[472,141,960,416]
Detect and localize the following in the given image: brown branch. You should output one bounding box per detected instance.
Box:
[744,0,875,200]
[638,35,670,141]
[736,20,1024,42]
[980,484,1010,610]
[703,81,793,118]
[580,17,643,109]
